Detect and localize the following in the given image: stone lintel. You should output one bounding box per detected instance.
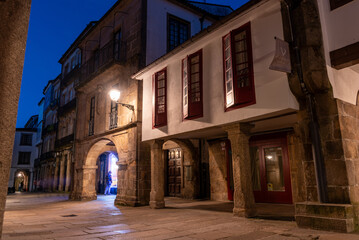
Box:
[222,122,253,136]
[295,202,355,232]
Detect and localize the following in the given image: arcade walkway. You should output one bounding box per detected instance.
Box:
[2,193,358,239]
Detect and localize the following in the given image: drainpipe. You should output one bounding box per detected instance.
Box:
[283,0,329,203]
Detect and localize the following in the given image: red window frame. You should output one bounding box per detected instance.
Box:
[222,22,255,111]
[152,68,167,128]
[182,49,203,120]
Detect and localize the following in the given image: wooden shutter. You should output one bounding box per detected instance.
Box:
[231,22,255,106]
[182,57,188,118]
[223,33,235,108]
[153,68,167,128]
[187,50,203,118]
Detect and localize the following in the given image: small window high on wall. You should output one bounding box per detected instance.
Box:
[182,49,203,119]
[223,22,255,110]
[152,68,167,128]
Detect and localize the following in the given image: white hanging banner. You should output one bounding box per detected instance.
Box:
[269,37,292,73]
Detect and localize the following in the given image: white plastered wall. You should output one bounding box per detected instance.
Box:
[317,0,359,105]
[140,0,299,141]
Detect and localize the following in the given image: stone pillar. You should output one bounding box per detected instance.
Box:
[150,140,165,209]
[58,156,66,191]
[65,153,72,192]
[0,0,31,236]
[76,165,98,200]
[223,123,256,218]
[53,157,60,191]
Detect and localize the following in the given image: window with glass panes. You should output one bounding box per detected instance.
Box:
[20,133,32,146]
[18,152,31,165]
[153,68,167,128]
[223,22,255,110]
[182,49,203,119]
[168,15,190,52]
[89,97,95,135]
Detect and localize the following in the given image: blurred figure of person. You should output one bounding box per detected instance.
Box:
[105,171,112,195]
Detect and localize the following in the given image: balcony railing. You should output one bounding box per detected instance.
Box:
[61,65,80,87]
[109,111,118,130]
[79,39,126,86]
[42,123,58,136]
[58,98,76,116]
[40,151,55,160]
[55,134,74,148]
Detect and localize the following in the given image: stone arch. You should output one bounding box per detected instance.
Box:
[162,139,199,199]
[14,169,30,192]
[75,137,118,200]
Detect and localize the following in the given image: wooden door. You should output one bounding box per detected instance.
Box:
[168,148,182,197]
[250,133,292,204]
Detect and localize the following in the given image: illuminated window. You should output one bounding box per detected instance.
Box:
[182,49,203,119]
[223,22,255,110]
[152,68,167,128]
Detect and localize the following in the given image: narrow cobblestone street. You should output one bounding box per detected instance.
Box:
[2,193,359,239]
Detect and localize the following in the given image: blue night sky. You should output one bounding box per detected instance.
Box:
[17,0,249,127]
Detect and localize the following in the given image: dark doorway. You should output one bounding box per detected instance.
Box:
[250,133,292,204]
[167,148,182,197]
[225,140,234,201]
[97,154,108,194]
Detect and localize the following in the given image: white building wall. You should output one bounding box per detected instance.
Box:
[139,0,299,141]
[8,130,38,190]
[317,0,359,105]
[146,0,214,65]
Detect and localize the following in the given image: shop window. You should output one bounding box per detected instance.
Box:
[182,49,203,119]
[152,68,167,128]
[223,22,255,110]
[167,14,190,52]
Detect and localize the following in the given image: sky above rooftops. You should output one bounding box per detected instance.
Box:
[17,0,249,127]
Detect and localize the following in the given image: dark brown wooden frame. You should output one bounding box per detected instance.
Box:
[182,49,203,120]
[167,13,191,53]
[222,22,256,112]
[152,68,167,128]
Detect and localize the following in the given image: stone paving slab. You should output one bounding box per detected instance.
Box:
[2,193,359,240]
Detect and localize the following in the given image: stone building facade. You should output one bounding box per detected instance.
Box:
[134,0,359,233]
[34,76,61,192]
[70,0,224,206]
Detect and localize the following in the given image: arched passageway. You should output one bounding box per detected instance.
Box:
[14,170,29,192]
[150,139,199,208]
[72,138,118,200]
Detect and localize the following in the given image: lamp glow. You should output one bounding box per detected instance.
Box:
[109,89,121,102]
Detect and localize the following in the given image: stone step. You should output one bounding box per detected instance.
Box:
[296,214,354,232]
[295,202,355,232]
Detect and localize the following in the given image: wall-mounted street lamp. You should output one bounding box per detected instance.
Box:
[109,88,134,112]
